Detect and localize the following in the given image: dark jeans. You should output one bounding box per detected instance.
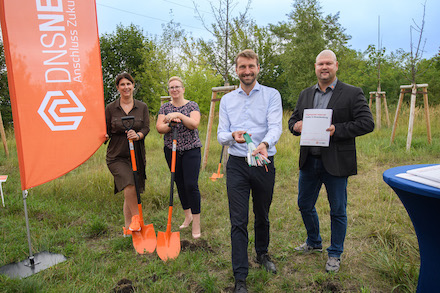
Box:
[226,155,275,280]
[164,147,201,214]
[298,156,348,258]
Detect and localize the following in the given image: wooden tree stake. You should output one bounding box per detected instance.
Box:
[390,84,431,151]
[160,96,171,106]
[202,85,237,170]
[0,112,9,158]
[369,91,390,129]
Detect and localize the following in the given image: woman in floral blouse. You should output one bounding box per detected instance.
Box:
[156,76,202,239]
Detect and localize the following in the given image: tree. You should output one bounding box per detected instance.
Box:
[181,62,223,114]
[271,0,350,108]
[194,0,251,84]
[153,18,226,114]
[99,24,148,104]
[435,47,440,70]
[419,57,439,104]
[228,19,284,90]
[99,24,167,113]
[0,40,12,125]
[402,0,429,85]
[135,40,167,115]
[158,18,186,79]
[337,47,375,91]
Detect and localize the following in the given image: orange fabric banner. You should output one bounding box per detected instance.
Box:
[0,0,106,190]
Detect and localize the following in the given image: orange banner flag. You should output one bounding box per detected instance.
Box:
[0,0,106,190]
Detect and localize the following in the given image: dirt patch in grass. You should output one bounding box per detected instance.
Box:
[181,238,214,253]
[314,280,343,292]
[112,278,134,293]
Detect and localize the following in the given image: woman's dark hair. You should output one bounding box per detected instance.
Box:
[115,72,135,87]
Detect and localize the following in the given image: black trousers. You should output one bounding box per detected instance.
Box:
[226,155,275,280]
[164,147,201,214]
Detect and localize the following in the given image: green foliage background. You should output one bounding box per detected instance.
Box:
[0,0,439,120]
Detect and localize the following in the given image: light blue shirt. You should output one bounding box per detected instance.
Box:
[217,81,283,157]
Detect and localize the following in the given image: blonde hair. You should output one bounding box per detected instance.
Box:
[168,76,184,87]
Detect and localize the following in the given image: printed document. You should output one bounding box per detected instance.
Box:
[300,109,333,147]
[396,164,440,189]
[407,165,440,183]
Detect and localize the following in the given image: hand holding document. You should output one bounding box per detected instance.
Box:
[300,109,333,147]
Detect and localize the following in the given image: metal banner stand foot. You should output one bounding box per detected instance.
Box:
[0,190,67,279]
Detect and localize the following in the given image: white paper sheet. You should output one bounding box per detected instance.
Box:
[300,109,333,147]
[406,165,440,183]
[396,172,440,189]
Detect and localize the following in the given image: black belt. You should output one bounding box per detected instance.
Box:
[229,154,247,160]
[229,154,274,162]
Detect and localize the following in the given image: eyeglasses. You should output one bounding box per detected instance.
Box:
[168,86,182,90]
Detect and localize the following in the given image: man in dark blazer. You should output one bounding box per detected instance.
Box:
[288,49,374,273]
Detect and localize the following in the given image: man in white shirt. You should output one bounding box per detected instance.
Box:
[217,49,283,293]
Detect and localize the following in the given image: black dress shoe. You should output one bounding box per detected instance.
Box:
[234,279,247,293]
[256,253,277,274]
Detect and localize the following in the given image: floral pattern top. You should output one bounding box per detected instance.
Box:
[159,101,203,151]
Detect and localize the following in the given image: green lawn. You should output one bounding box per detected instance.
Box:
[0,104,439,292]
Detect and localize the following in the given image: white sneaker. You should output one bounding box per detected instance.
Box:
[325,257,341,273]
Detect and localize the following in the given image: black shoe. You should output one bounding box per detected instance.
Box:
[256,253,277,274]
[234,279,247,293]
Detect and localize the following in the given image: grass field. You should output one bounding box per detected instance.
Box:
[0,104,439,292]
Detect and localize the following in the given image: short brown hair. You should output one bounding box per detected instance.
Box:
[235,49,259,66]
[115,72,135,87]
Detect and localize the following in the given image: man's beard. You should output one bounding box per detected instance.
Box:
[318,71,333,81]
[239,73,256,86]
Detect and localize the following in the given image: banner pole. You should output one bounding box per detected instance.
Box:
[22,190,35,266]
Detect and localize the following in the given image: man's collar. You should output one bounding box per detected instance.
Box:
[315,78,338,92]
[238,81,261,94]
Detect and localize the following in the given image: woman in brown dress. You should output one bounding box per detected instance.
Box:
[105,72,150,235]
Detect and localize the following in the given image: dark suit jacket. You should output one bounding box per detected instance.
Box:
[288,80,374,177]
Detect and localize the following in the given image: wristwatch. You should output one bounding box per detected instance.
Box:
[261,141,269,149]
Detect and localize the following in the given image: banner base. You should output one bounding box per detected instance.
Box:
[0,251,66,279]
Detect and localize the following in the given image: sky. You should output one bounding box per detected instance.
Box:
[96,0,440,58]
